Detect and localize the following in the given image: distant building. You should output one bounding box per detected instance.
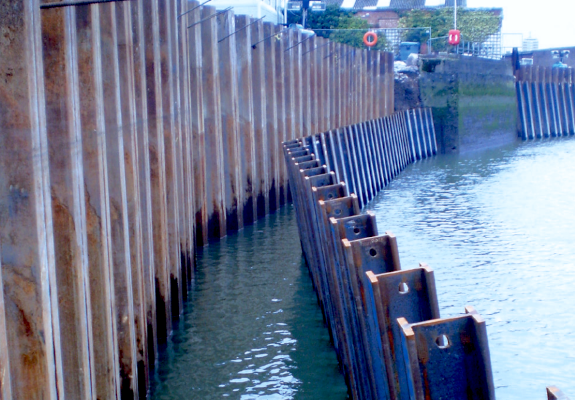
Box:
[390,0,426,8]
[523,37,539,52]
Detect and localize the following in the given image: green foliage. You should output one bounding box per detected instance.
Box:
[398,8,501,44]
[288,4,389,51]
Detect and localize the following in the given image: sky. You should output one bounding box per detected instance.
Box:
[343,0,575,50]
[426,0,575,50]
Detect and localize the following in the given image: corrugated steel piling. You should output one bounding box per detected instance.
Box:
[1,0,402,397]
[548,386,571,400]
[517,65,575,139]
[283,111,505,399]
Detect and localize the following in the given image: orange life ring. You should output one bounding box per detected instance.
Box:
[363,32,378,47]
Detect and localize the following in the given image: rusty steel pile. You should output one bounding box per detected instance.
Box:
[283,109,573,399]
[283,111,499,400]
[0,0,398,398]
[516,66,575,140]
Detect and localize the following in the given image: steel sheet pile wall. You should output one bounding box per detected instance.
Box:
[298,109,437,209]
[0,0,395,399]
[516,66,575,140]
[283,111,498,400]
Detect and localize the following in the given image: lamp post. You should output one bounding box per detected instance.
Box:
[454,0,457,30]
[302,0,309,29]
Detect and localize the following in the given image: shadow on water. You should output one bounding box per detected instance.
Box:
[367,136,575,400]
[151,205,348,400]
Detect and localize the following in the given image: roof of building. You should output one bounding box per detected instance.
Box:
[389,0,426,8]
[352,0,378,9]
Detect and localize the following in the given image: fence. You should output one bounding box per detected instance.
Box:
[283,110,498,400]
[516,65,575,140]
[0,0,396,398]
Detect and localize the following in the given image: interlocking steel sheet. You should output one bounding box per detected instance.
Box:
[311,182,347,203]
[335,212,378,242]
[548,386,571,400]
[366,264,440,400]
[398,307,495,400]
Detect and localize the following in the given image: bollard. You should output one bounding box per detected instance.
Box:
[398,306,495,400]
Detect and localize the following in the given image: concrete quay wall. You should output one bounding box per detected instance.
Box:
[419,56,518,153]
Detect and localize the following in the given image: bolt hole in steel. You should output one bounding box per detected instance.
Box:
[398,282,409,294]
[334,208,342,215]
[353,227,361,235]
[327,193,334,199]
[365,139,575,397]
[369,248,377,257]
[435,334,450,349]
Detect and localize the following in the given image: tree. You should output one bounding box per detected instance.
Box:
[288,5,389,51]
[398,8,501,45]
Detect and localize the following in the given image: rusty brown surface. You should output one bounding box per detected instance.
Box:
[218,11,243,232]
[235,15,257,225]
[250,19,268,218]
[201,6,226,240]
[115,1,149,394]
[0,0,61,398]
[188,1,208,247]
[1,0,396,396]
[275,27,287,206]
[263,23,279,212]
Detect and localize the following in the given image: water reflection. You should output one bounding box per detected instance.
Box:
[367,137,575,400]
[151,206,348,400]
